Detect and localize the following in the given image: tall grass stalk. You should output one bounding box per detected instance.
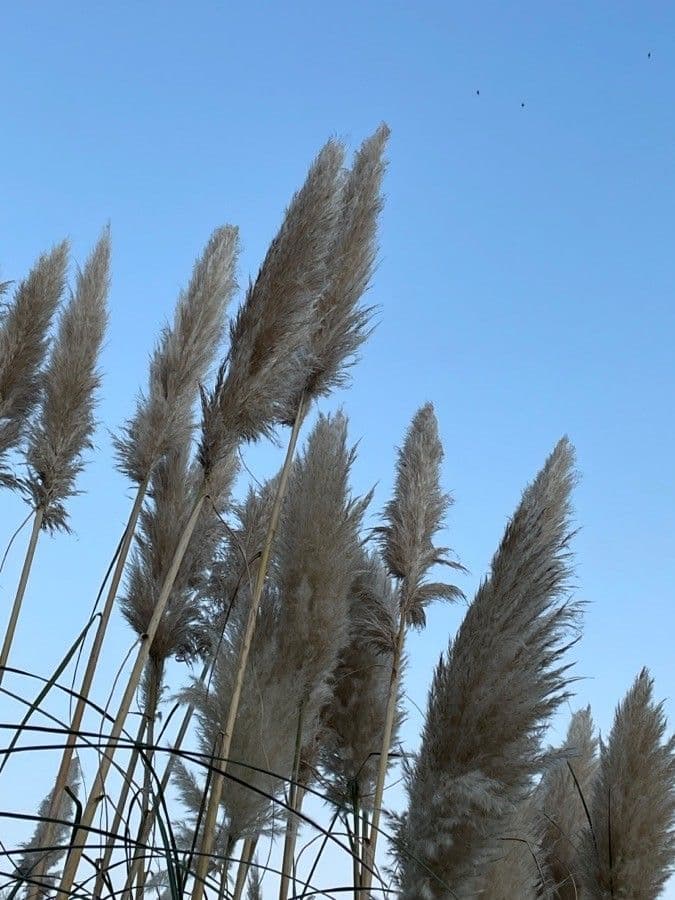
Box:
[190,393,307,900]
[360,615,406,894]
[58,488,207,896]
[279,700,307,900]
[121,658,213,895]
[232,837,258,900]
[98,715,148,877]
[0,507,44,688]
[26,478,148,900]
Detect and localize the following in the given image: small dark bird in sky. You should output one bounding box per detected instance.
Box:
[476,89,480,95]
[648,51,652,58]
[521,102,525,108]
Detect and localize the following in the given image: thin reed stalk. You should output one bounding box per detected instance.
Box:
[58,487,207,896]
[135,657,164,900]
[232,837,258,900]
[27,477,148,900]
[190,393,306,900]
[360,614,406,894]
[121,658,213,895]
[0,506,44,688]
[279,699,307,900]
[98,715,148,878]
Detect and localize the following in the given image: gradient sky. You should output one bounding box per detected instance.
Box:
[1,2,674,896]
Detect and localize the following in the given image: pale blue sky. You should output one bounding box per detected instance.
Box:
[1,2,674,896]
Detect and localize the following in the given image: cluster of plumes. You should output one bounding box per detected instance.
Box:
[117,123,390,712]
[375,402,464,629]
[469,671,675,900]
[114,225,239,485]
[174,413,370,842]
[24,232,110,531]
[578,668,675,899]
[294,123,389,405]
[394,438,581,898]
[536,706,599,897]
[199,126,389,473]
[0,234,109,526]
[11,759,80,896]
[319,550,405,810]
[0,242,68,484]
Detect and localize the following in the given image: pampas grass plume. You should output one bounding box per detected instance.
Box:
[301,123,389,401]
[0,241,68,471]
[115,225,239,483]
[199,140,345,471]
[579,668,675,899]
[375,402,464,628]
[25,230,110,531]
[538,706,599,898]
[395,437,580,898]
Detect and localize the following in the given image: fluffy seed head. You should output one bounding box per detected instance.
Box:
[13,759,80,894]
[300,123,389,402]
[199,140,345,470]
[115,225,239,483]
[274,412,369,718]
[537,706,599,898]
[320,551,405,810]
[579,668,675,899]
[395,437,580,898]
[25,231,110,531]
[0,241,68,475]
[375,402,464,628]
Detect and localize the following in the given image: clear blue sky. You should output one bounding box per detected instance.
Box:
[1,2,674,895]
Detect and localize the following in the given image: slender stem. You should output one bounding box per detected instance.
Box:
[0,507,44,688]
[352,789,361,900]
[58,489,206,897]
[360,614,406,893]
[232,836,257,900]
[191,395,306,900]
[298,806,341,900]
[135,657,163,900]
[26,480,148,900]
[216,830,235,900]
[279,700,306,900]
[98,715,147,877]
[121,658,212,894]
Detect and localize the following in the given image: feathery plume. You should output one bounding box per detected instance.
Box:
[274,412,369,717]
[0,241,68,477]
[298,123,389,403]
[199,140,345,472]
[13,760,80,895]
[115,225,239,484]
[176,588,304,842]
[579,668,675,899]
[395,438,580,898]
[320,551,404,810]
[205,476,279,628]
[375,402,464,628]
[24,231,109,531]
[120,445,236,667]
[478,797,545,900]
[537,707,598,898]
